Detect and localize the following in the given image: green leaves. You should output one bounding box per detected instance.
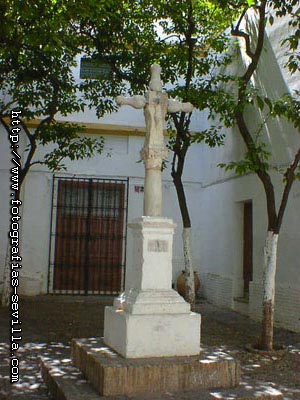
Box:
[191,126,225,147]
[256,95,264,111]
[270,0,300,73]
[0,0,116,185]
[218,143,271,176]
[295,166,300,181]
[44,136,104,172]
[32,120,105,172]
[272,92,300,130]
[255,96,273,112]
[0,0,84,120]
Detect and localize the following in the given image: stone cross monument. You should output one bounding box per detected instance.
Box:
[116,64,193,217]
[104,64,201,358]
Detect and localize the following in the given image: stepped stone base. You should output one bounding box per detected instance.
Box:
[71,337,240,397]
[41,343,283,399]
[41,358,101,400]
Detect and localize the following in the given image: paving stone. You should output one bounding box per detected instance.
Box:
[41,357,102,400]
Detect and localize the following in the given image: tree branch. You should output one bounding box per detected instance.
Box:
[232,1,279,229]
[227,1,248,9]
[0,100,18,116]
[28,160,44,168]
[243,1,267,83]
[276,147,300,232]
[158,34,182,43]
[110,61,146,87]
[1,116,23,168]
[19,120,37,188]
[231,7,255,59]
[172,113,180,132]
[234,110,277,229]
[184,0,196,98]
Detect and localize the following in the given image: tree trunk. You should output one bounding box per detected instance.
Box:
[260,230,279,350]
[172,170,196,307]
[182,227,195,308]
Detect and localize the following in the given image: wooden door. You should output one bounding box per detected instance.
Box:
[53,179,125,293]
[243,201,253,296]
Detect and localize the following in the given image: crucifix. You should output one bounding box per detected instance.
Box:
[116,64,193,217]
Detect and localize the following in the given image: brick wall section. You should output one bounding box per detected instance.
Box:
[248,281,263,321]
[200,274,300,332]
[249,282,300,332]
[199,273,234,308]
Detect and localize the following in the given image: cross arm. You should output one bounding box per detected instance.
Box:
[116,95,147,109]
[167,99,193,114]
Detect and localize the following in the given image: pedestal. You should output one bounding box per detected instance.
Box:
[103,216,201,358]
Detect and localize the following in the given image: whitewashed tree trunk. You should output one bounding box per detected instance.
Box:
[182,227,195,307]
[261,230,279,350]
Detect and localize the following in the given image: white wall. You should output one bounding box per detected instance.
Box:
[0,115,205,296]
[0,126,28,292]
[195,15,300,332]
[1,15,299,332]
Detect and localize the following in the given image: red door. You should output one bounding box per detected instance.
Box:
[53,179,125,294]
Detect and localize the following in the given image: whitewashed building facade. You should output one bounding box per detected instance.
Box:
[0,15,299,332]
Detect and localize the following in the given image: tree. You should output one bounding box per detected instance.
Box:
[77,0,235,306]
[216,0,300,350]
[0,0,120,304]
[0,0,110,181]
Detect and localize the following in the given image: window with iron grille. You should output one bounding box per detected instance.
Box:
[48,176,128,295]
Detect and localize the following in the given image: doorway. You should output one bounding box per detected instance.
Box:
[243,201,253,297]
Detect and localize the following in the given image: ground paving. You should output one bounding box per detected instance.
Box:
[0,296,299,399]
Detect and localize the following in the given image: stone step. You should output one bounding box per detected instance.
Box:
[41,356,283,400]
[72,337,240,397]
[41,357,103,400]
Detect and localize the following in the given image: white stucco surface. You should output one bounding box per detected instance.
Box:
[196,14,300,332]
[0,115,205,297]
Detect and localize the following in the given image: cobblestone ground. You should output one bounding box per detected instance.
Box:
[0,296,299,399]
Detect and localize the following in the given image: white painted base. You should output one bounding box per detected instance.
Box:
[104,216,201,358]
[113,288,190,314]
[104,305,201,358]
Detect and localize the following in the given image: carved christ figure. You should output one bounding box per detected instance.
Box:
[116,64,193,217]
